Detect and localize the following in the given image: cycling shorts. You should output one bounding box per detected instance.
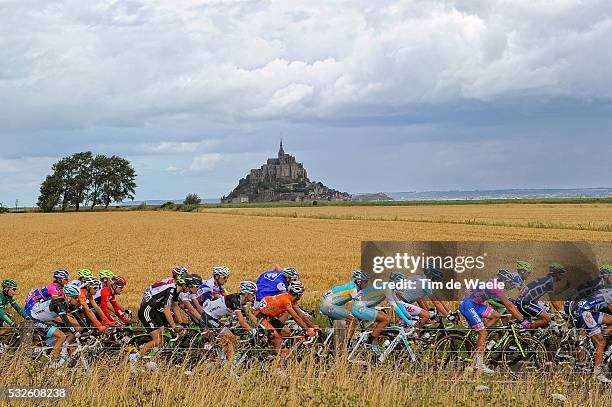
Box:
[138,304,167,334]
[320,297,350,320]
[399,302,423,317]
[516,299,546,318]
[576,310,604,336]
[201,313,230,337]
[459,298,493,331]
[351,301,378,321]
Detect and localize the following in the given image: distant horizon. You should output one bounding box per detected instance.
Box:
[115,187,612,206]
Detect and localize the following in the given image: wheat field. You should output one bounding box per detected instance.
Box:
[1,204,612,406]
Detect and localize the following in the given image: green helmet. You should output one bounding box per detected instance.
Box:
[516,261,533,273]
[549,263,566,275]
[78,268,93,278]
[600,265,612,276]
[2,279,17,289]
[98,269,114,280]
[175,274,186,285]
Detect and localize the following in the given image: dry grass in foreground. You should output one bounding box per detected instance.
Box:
[1,352,610,407]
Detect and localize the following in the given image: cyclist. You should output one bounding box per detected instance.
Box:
[178,274,205,323]
[0,279,28,335]
[350,270,389,350]
[30,285,84,367]
[25,269,70,318]
[516,261,533,283]
[459,270,526,374]
[255,266,299,306]
[255,281,317,354]
[199,281,259,365]
[515,263,571,329]
[93,275,130,325]
[77,276,108,333]
[485,269,524,323]
[384,268,451,328]
[132,274,189,364]
[67,268,94,289]
[572,265,612,383]
[196,266,230,303]
[320,271,361,340]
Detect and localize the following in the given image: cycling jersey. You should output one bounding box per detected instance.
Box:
[384,276,431,325]
[25,283,63,316]
[255,271,288,301]
[67,279,83,289]
[256,292,294,318]
[351,285,386,321]
[0,291,27,326]
[142,278,179,311]
[202,293,243,320]
[30,299,79,336]
[320,281,357,320]
[517,275,554,303]
[567,277,604,302]
[196,278,225,303]
[94,286,126,323]
[460,279,506,330]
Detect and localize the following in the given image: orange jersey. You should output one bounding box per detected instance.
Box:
[78,288,90,307]
[256,292,293,317]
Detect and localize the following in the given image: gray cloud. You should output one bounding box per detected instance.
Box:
[1,0,611,204]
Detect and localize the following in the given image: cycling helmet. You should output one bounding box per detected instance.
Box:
[423,267,443,282]
[111,276,127,288]
[287,281,305,296]
[172,265,189,277]
[548,263,567,276]
[212,266,230,279]
[516,261,533,274]
[185,274,203,287]
[389,271,406,282]
[175,274,186,285]
[2,279,17,289]
[282,267,299,281]
[497,269,523,289]
[239,281,258,294]
[98,269,114,280]
[352,270,369,282]
[82,276,100,289]
[599,265,612,276]
[77,268,93,278]
[53,269,70,280]
[63,285,80,298]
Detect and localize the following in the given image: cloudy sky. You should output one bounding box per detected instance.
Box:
[1,0,611,205]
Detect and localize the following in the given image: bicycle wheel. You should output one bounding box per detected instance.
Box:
[432,334,474,371]
[501,335,549,376]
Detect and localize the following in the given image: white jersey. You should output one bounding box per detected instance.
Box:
[202,297,230,320]
[178,291,197,303]
[67,279,82,289]
[30,300,57,322]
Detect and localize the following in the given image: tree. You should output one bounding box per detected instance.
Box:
[37,173,63,212]
[0,203,8,214]
[99,156,137,208]
[37,152,137,212]
[89,155,112,210]
[183,193,201,205]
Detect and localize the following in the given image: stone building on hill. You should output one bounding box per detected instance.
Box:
[221,140,351,203]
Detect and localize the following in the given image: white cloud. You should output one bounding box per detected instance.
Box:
[188,153,222,172]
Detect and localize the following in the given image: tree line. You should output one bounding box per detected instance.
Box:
[37,152,136,212]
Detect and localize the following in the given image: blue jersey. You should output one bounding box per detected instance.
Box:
[255,271,288,301]
[567,277,603,301]
[354,284,385,307]
[323,281,357,306]
[518,275,554,303]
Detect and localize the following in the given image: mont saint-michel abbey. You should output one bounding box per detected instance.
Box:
[222,140,351,203]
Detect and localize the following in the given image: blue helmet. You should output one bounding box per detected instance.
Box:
[389,271,406,282]
[352,270,370,282]
[497,269,523,289]
[63,285,80,298]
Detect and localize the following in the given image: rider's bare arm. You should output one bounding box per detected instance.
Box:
[500,296,524,321]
